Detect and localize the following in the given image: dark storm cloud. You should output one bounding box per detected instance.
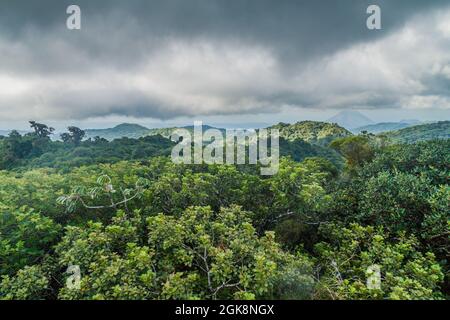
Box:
[0,0,449,121]
[1,0,446,61]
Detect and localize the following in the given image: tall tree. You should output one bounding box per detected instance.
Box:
[60,126,85,145]
[29,121,54,139]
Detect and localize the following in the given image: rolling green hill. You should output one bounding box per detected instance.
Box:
[85,123,151,140]
[0,133,175,171]
[279,138,343,167]
[270,121,352,146]
[83,121,352,149]
[353,122,417,134]
[85,123,225,141]
[384,121,450,143]
[146,125,225,139]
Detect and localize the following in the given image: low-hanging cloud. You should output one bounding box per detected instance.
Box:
[0,0,449,121]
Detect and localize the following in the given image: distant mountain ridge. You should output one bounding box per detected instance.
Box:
[85,123,151,140]
[383,121,450,143]
[353,122,417,134]
[0,129,30,137]
[327,110,374,129]
[0,130,11,137]
[6,118,449,146]
[78,119,449,145]
[84,123,226,141]
[83,121,352,145]
[146,125,225,139]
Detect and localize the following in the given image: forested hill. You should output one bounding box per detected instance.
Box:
[146,125,225,139]
[270,121,352,146]
[353,122,417,134]
[2,119,448,172]
[85,123,151,140]
[0,133,175,171]
[85,123,224,141]
[84,121,346,166]
[0,129,342,170]
[84,121,352,144]
[383,121,450,143]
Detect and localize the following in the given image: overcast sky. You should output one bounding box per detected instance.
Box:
[1,0,450,130]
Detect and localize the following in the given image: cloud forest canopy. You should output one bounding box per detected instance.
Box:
[0,120,448,300]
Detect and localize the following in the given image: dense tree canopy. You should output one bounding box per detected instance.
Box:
[0,122,448,300]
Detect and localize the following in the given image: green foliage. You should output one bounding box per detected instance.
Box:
[0,207,60,276]
[0,121,448,300]
[315,223,444,300]
[328,140,449,255]
[60,126,86,145]
[0,131,50,169]
[0,169,77,223]
[362,139,450,185]
[271,121,351,146]
[57,174,149,215]
[55,212,156,300]
[330,135,374,169]
[421,186,450,257]
[358,172,433,234]
[29,121,54,139]
[147,206,314,299]
[0,132,175,171]
[279,138,343,167]
[0,265,50,300]
[0,121,348,171]
[50,208,314,300]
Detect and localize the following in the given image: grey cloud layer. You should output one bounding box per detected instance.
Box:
[0,0,449,121]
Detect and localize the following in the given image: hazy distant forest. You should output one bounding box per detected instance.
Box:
[0,120,448,300]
